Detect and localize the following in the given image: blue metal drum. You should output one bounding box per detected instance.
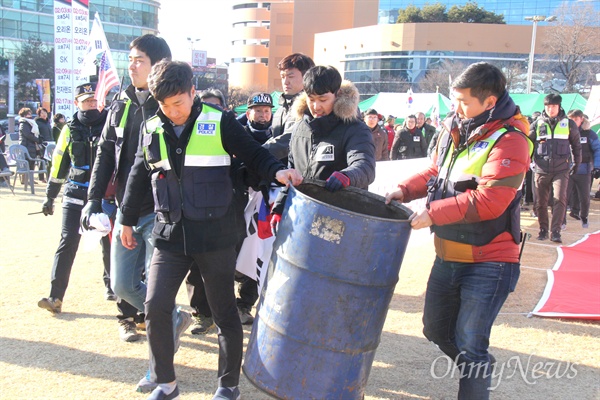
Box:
[243,182,413,399]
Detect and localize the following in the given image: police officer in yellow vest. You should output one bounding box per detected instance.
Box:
[37,83,108,314]
[385,62,533,400]
[119,60,303,400]
[529,93,581,243]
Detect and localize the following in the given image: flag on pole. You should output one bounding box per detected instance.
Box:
[96,50,119,106]
[82,13,109,76]
[82,13,119,106]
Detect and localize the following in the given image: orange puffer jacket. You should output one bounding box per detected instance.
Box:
[397,113,531,263]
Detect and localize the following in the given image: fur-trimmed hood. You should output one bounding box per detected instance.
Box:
[581,118,591,131]
[293,80,360,124]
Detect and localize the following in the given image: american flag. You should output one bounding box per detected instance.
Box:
[95,50,119,106]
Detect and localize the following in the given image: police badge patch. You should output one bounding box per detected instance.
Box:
[197,123,216,135]
[559,120,568,128]
[472,141,489,151]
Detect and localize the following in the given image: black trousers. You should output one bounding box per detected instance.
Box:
[49,205,82,300]
[534,170,569,233]
[186,265,212,317]
[523,169,534,203]
[236,274,258,310]
[146,245,242,387]
[566,172,592,220]
[186,266,259,315]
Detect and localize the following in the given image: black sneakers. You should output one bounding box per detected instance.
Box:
[38,297,62,314]
[537,229,548,241]
[191,313,215,335]
[118,318,141,342]
[550,231,562,243]
[238,307,255,325]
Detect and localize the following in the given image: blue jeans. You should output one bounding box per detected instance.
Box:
[110,210,155,313]
[423,257,520,400]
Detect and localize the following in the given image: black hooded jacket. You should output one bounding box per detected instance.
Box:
[87,85,157,216]
[272,80,376,214]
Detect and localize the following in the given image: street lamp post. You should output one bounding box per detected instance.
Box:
[187,37,201,63]
[187,37,201,52]
[525,15,556,94]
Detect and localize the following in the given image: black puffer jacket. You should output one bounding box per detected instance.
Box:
[46,109,108,208]
[35,117,53,142]
[88,85,157,217]
[19,118,41,156]
[272,80,376,214]
[390,127,427,160]
[263,92,302,161]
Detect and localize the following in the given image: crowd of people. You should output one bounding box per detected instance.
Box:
[8,31,595,400]
[362,92,600,246]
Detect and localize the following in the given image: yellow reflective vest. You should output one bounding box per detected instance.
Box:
[142,104,233,222]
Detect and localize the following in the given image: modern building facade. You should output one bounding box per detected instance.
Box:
[0,0,160,83]
[314,22,600,98]
[378,0,600,25]
[229,0,378,92]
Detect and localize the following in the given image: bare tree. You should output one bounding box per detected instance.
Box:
[370,77,409,94]
[501,62,527,93]
[579,62,600,94]
[227,86,259,111]
[418,61,468,96]
[354,76,410,99]
[543,3,600,93]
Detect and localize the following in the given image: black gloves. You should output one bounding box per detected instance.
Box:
[42,198,54,216]
[80,199,103,230]
[593,168,600,180]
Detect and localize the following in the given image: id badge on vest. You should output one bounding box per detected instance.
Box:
[315,144,335,162]
[581,137,588,144]
[413,135,421,142]
[197,123,216,136]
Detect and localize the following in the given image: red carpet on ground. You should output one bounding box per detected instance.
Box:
[532,231,600,320]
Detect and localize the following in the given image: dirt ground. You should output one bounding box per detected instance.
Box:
[0,179,599,400]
